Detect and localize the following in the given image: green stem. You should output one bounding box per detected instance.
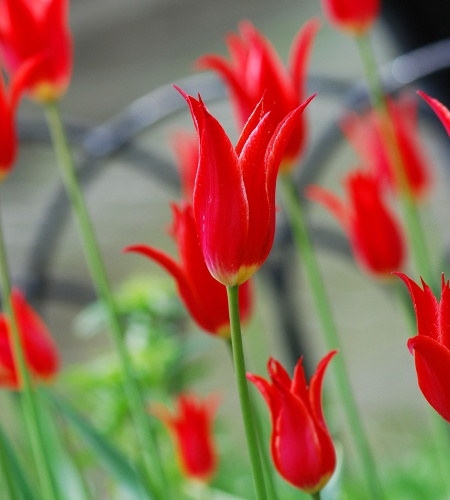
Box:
[44,101,165,500]
[279,174,383,500]
[0,195,59,500]
[355,34,435,288]
[311,491,321,500]
[226,286,268,500]
[226,340,279,500]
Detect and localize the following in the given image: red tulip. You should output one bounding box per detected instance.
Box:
[125,203,252,338]
[0,289,59,389]
[307,170,405,277]
[320,0,380,35]
[152,393,218,482]
[197,19,320,170]
[396,273,450,422]
[247,351,337,494]
[417,91,450,137]
[178,89,315,286]
[341,95,431,199]
[0,0,72,102]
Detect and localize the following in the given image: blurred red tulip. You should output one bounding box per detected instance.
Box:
[307,170,405,277]
[0,289,59,389]
[0,0,72,101]
[0,73,17,180]
[341,95,432,199]
[397,273,450,422]
[125,203,252,338]
[170,131,199,201]
[247,351,337,494]
[197,19,320,170]
[320,0,380,35]
[152,394,218,482]
[179,89,315,286]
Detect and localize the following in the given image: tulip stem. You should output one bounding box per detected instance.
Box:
[0,194,59,500]
[355,34,435,289]
[279,174,383,500]
[311,492,322,500]
[44,101,166,500]
[226,285,268,500]
[226,340,280,500]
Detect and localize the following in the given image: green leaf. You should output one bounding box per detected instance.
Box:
[0,424,36,500]
[45,390,152,500]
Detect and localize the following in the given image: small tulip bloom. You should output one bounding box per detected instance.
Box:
[125,203,252,338]
[197,19,320,169]
[0,289,59,389]
[0,0,72,102]
[417,91,450,137]
[152,394,218,482]
[396,273,450,422]
[179,89,315,286]
[307,170,405,277]
[320,0,380,35]
[247,351,337,494]
[341,95,431,199]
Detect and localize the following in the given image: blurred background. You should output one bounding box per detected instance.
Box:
[3,0,450,494]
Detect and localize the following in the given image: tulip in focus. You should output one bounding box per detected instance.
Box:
[341,95,432,199]
[307,170,405,277]
[396,273,450,422]
[0,0,72,102]
[152,393,218,482]
[247,351,337,494]
[179,89,315,286]
[320,0,380,35]
[418,91,450,137]
[125,203,252,338]
[0,289,59,389]
[197,19,320,170]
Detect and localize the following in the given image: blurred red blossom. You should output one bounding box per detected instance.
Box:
[396,273,450,423]
[0,289,59,389]
[197,19,320,171]
[0,0,72,102]
[341,95,432,199]
[247,351,337,494]
[151,393,218,482]
[0,72,17,180]
[170,131,199,201]
[320,0,380,35]
[307,170,405,277]
[125,203,252,338]
[178,89,315,286]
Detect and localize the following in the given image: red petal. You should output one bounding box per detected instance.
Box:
[418,91,450,137]
[124,244,216,334]
[408,335,450,422]
[306,185,349,229]
[289,18,321,98]
[309,350,338,428]
[396,273,439,341]
[192,98,248,285]
[273,390,326,492]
